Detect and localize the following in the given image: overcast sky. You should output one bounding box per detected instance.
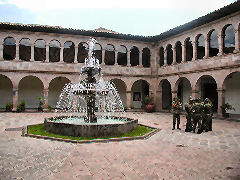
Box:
[0,0,236,36]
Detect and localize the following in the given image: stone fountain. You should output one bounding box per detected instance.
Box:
[44,38,138,137]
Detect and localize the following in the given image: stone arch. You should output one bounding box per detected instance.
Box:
[78,42,88,63]
[195,75,218,111]
[142,47,151,67]
[175,41,182,63]
[208,29,219,57]
[159,79,172,110]
[18,75,44,108]
[105,44,115,65]
[222,24,235,54]
[196,34,205,59]
[117,45,127,66]
[19,38,31,61]
[130,46,139,66]
[110,78,127,106]
[174,77,192,107]
[222,71,240,115]
[185,37,193,61]
[48,76,71,108]
[131,79,149,109]
[34,39,46,61]
[159,46,164,66]
[0,74,13,108]
[166,44,173,65]
[63,41,75,63]
[94,43,102,64]
[49,39,60,62]
[3,37,16,60]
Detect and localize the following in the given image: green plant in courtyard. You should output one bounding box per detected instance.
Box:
[5,103,13,112]
[47,105,52,111]
[221,103,235,118]
[130,105,135,109]
[17,101,26,112]
[37,97,44,112]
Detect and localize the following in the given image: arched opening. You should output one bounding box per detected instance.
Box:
[209,30,219,57]
[131,80,149,109]
[0,74,13,109]
[78,42,88,63]
[161,79,172,110]
[94,43,102,64]
[3,37,16,60]
[196,75,218,111]
[63,41,75,63]
[175,41,182,63]
[166,44,173,65]
[159,47,164,66]
[34,39,46,61]
[19,38,30,61]
[185,37,193,61]
[223,72,240,115]
[49,40,60,62]
[130,46,139,66]
[223,24,235,54]
[48,77,71,108]
[196,34,205,59]
[117,45,127,66]
[105,44,115,65]
[175,78,192,108]
[18,76,44,109]
[110,79,127,106]
[142,47,150,67]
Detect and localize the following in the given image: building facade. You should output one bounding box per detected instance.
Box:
[0,2,239,117]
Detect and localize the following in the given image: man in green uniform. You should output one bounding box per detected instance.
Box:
[185,96,194,132]
[202,98,213,132]
[191,98,203,134]
[172,97,182,130]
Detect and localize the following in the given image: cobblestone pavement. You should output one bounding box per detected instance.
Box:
[0,112,240,179]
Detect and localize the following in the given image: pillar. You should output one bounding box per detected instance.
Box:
[43,88,49,111]
[217,88,225,117]
[217,35,224,56]
[233,29,240,53]
[15,42,19,61]
[172,90,177,101]
[173,46,177,64]
[192,41,197,60]
[139,49,143,67]
[114,50,118,65]
[155,90,162,111]
[60,46,64,63]
[45,44,49,62]
[127,50,130,66]
[12,88,18,111]
[126,91,132,110]
[74,46,78,63]
[204,37,209,58]
[191,88,199,99]
[0,43,3,60]
[30,44,34,61]
[102,48,105,65]
[182,44,186,62]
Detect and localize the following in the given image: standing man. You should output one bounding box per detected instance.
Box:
[203,98,213,132]
[185,97,194,132]
[172,97,182,130]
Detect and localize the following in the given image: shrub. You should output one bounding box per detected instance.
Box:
[130,105,135,109]
[47,105,52,111]
[38,97,44,112]
[17,101,26,112]
[5,103,13,112]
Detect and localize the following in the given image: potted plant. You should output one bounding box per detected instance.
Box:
[37,97,44,112]
[221,103,235,118]
[143,95,155,113]
[5,103,13,112]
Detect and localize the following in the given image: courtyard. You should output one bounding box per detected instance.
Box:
[0,112,240,179]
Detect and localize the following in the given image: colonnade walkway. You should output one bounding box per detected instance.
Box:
[0,112,240,179]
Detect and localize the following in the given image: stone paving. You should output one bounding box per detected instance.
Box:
[0,112,240,179]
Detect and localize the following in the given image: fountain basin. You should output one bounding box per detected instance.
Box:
[44,116,138,137]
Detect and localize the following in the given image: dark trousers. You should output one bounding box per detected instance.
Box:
[173,114,180,128]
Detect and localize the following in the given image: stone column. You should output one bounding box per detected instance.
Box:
[182,44,186,62]
[102,48,106,65]
[234,29,240,53]
[191,88,199,99]
[30,44,34,61]
[43,88,49,111]
[0,43,3,60]
[60,46,64,63]
[126,91,132,110]
[45,44,49,62]
[217,88,225,117]
[15,42,19,61]
[12,88,18,111]
[114,50,118,65]
[74,46,78,63]
[217,35,224,56]
[163,49,167,66]
[192,41,197,60]
[155,90,162,111]
[204,38,209,58]
[139,49,143,67]
[172,90,177,101]
[127,50,130,66]
[173,46,176,64]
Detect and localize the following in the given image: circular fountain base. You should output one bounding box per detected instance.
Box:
[44,117,138,137]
